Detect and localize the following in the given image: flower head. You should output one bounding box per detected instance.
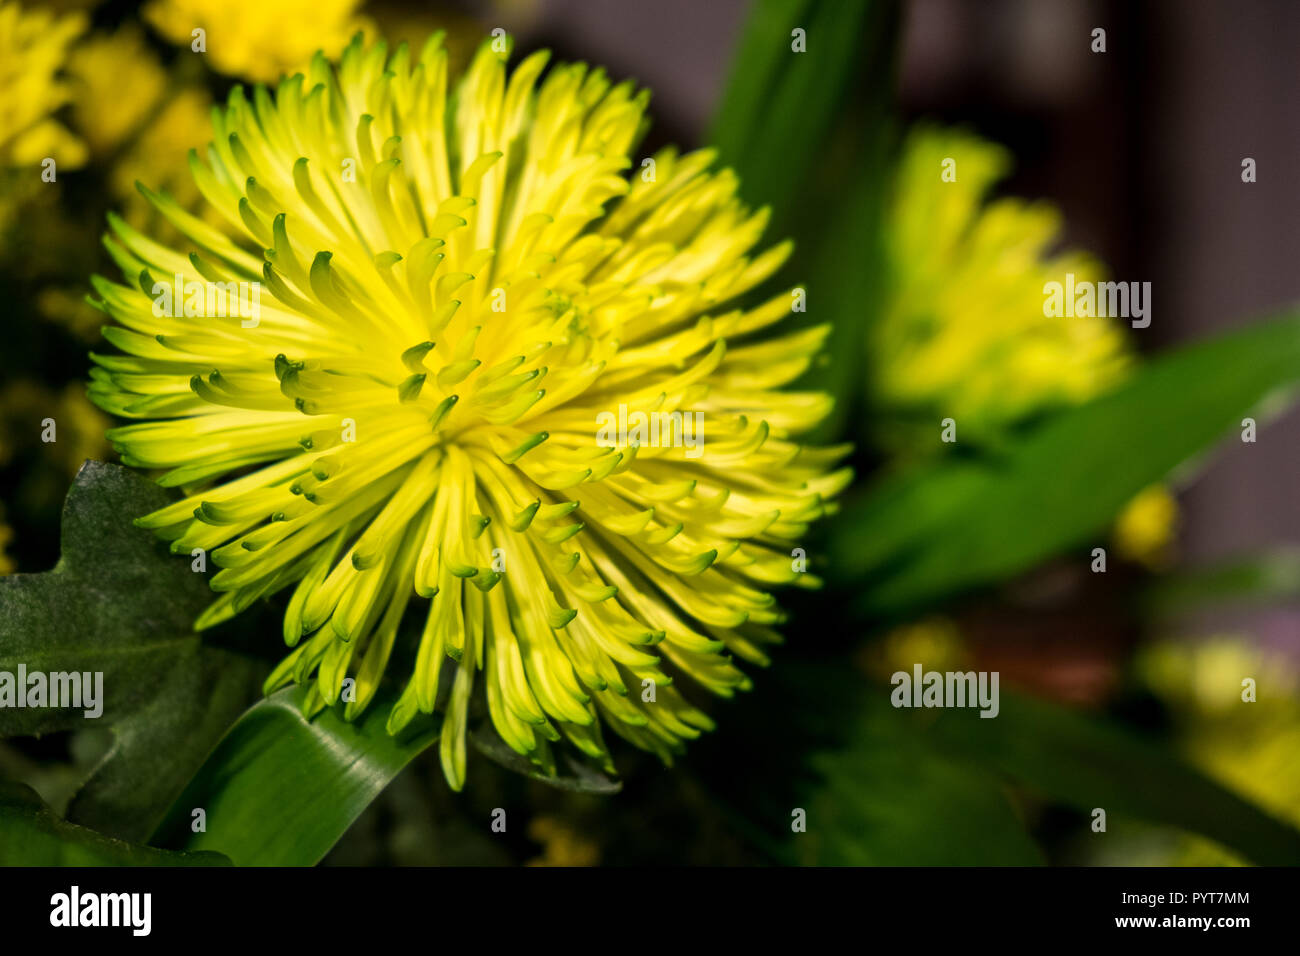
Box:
[871,125,1131,453]
[66,26,169,158]
[0,1,88,169]
[144,0,369,82]
[90,34,849,788]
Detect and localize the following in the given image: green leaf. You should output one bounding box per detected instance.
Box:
[152,686,438,866]
[0,781,229,866]
[796,697,1044,865]
[66,650,263,841]
[776,661,1300,865]
[923,692,1300,865]
[709,0,900,439]
[832,310,1300,613]
[0,461,264,841]
[709,0,880,223]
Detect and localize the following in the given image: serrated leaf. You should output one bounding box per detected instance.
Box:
[0,461,264,841]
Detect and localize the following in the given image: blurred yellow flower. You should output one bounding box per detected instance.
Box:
[35,48,212,339]
[525,815,600,867]
[0,1,88,169]
[144,0,369,82]
[110,87,213,219]
[0,381,111,477]
[873,125,1131,453]
[66,26,168,157]
[1138,636,1300,864]
[859,616,966,681]
[0,515,14,576]
[876,125,1174,559]
[37,287,103,342]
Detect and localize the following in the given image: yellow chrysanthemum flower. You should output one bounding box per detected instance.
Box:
[872,125,1132,453]
[0,1,88,169]
[89,34,849,789]
[144,0,369,82]
[66,26,168,157]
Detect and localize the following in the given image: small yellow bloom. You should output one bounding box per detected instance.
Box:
[1112,484,1178,569]
[526,815,600,866]
[66,26,168,157]
[876,125,1175,555]
[144,0,369,82]
[872,125,1131,453]
[0,1,88,169]
[1138,636,1300,863]
[858,616,966,681]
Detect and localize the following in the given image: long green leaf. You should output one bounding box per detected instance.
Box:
[710,0,877,222]
[833,310,1300,613]
[152,687,438,865]
[709,0,899,439]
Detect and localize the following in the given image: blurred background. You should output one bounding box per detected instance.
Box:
[2,0,1298,865]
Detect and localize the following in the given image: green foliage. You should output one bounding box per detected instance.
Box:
[832,310,1300,614]
[710,0,879,223]
[710,0,900,439]
[782,670,1300,865]
[0,461,263,842]
[152,687,438,865]
[0,781,228,866]
[924,692,1300,865]
[797,697,1044,865]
